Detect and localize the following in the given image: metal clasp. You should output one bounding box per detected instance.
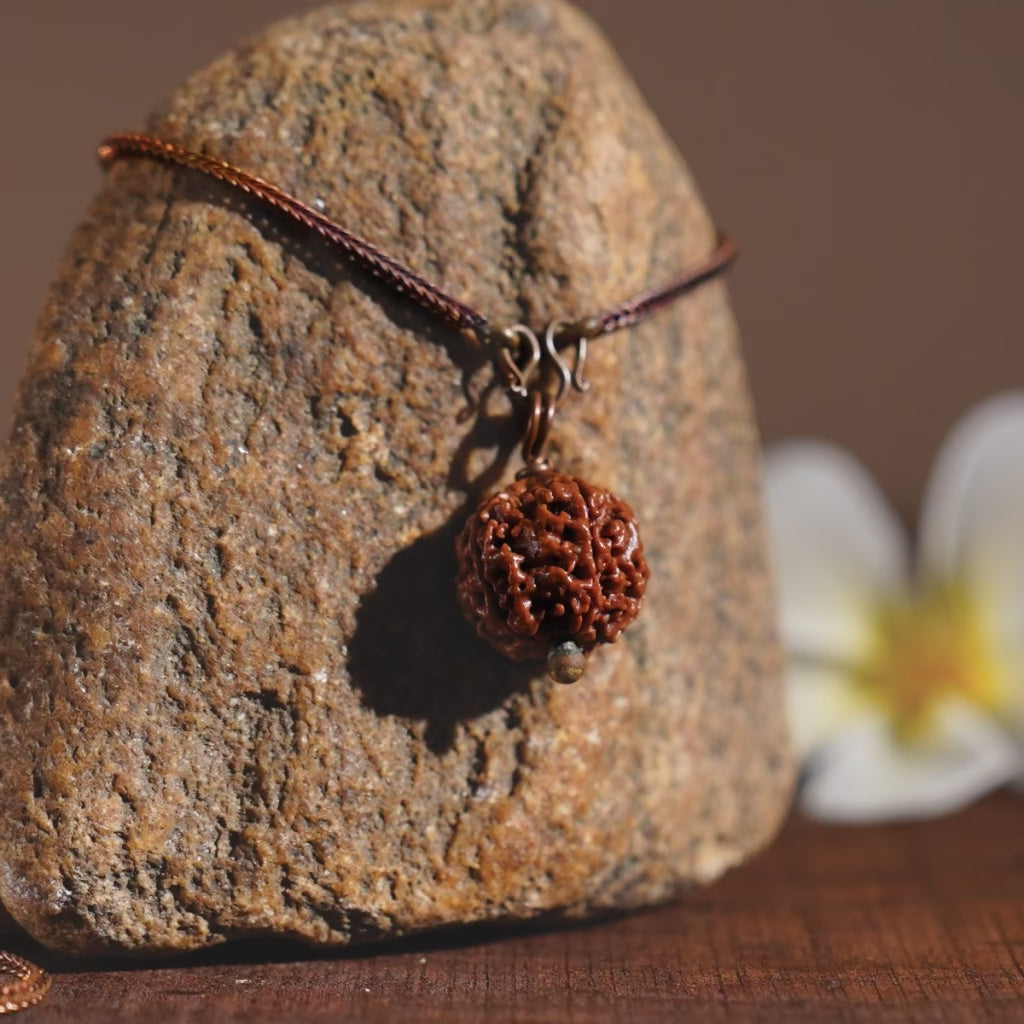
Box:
[490,320,591,405]
[487,320,592,475]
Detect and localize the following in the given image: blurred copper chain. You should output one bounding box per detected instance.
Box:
[0,952,50,1014]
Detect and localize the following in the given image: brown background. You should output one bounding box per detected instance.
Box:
[1,0,1021,519]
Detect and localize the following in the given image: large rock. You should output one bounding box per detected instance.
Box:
[0,0,792,953]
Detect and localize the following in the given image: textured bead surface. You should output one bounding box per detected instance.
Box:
[456,473,649,661]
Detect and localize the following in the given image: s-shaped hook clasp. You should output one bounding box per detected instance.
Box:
[488,320,592,475]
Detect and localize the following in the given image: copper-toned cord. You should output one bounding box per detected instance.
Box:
[98,132,736,346]
[98,133,490,338]
[585,232,738,338]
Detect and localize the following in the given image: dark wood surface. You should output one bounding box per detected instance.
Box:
[10,794,1024,1022]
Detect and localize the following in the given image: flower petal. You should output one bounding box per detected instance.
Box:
[786,661,867,759]
[918,392,1024,662]
[799,699,1023,823]
[763,441,909,663]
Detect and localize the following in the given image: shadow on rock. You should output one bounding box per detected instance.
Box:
[349,512,536,754]
[177,177,540,750]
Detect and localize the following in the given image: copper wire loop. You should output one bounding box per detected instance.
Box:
[0,952,51,1015]
[518,391,556,476]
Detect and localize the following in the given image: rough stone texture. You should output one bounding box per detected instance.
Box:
[0,0,793,954]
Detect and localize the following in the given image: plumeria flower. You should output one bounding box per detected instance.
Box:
[764,393,1024,823]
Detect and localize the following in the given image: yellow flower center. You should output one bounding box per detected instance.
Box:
[855,583,1008,741]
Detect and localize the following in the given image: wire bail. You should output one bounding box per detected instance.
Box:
[518,390,556,476]
[492,320,591,475]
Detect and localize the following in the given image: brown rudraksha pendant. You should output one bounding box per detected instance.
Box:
[455,470,649,683]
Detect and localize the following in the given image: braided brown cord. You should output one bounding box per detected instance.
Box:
[0,952,51,1014]
[577,232,737,338]
[97,133,735,345]
[98,133,490,338]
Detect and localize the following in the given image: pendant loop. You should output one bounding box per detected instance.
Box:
[518,390,556,476]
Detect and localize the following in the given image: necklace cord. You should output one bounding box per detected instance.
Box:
[97,134,490,337]
[97,133,736,348]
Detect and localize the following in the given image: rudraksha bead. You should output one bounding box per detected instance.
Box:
[455,472,649,675]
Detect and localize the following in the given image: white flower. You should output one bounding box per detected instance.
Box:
[764,393,1024,823]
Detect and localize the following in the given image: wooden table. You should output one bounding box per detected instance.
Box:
[12,793,1024,1022]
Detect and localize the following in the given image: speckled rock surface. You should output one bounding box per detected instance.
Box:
[0,0,793,954]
